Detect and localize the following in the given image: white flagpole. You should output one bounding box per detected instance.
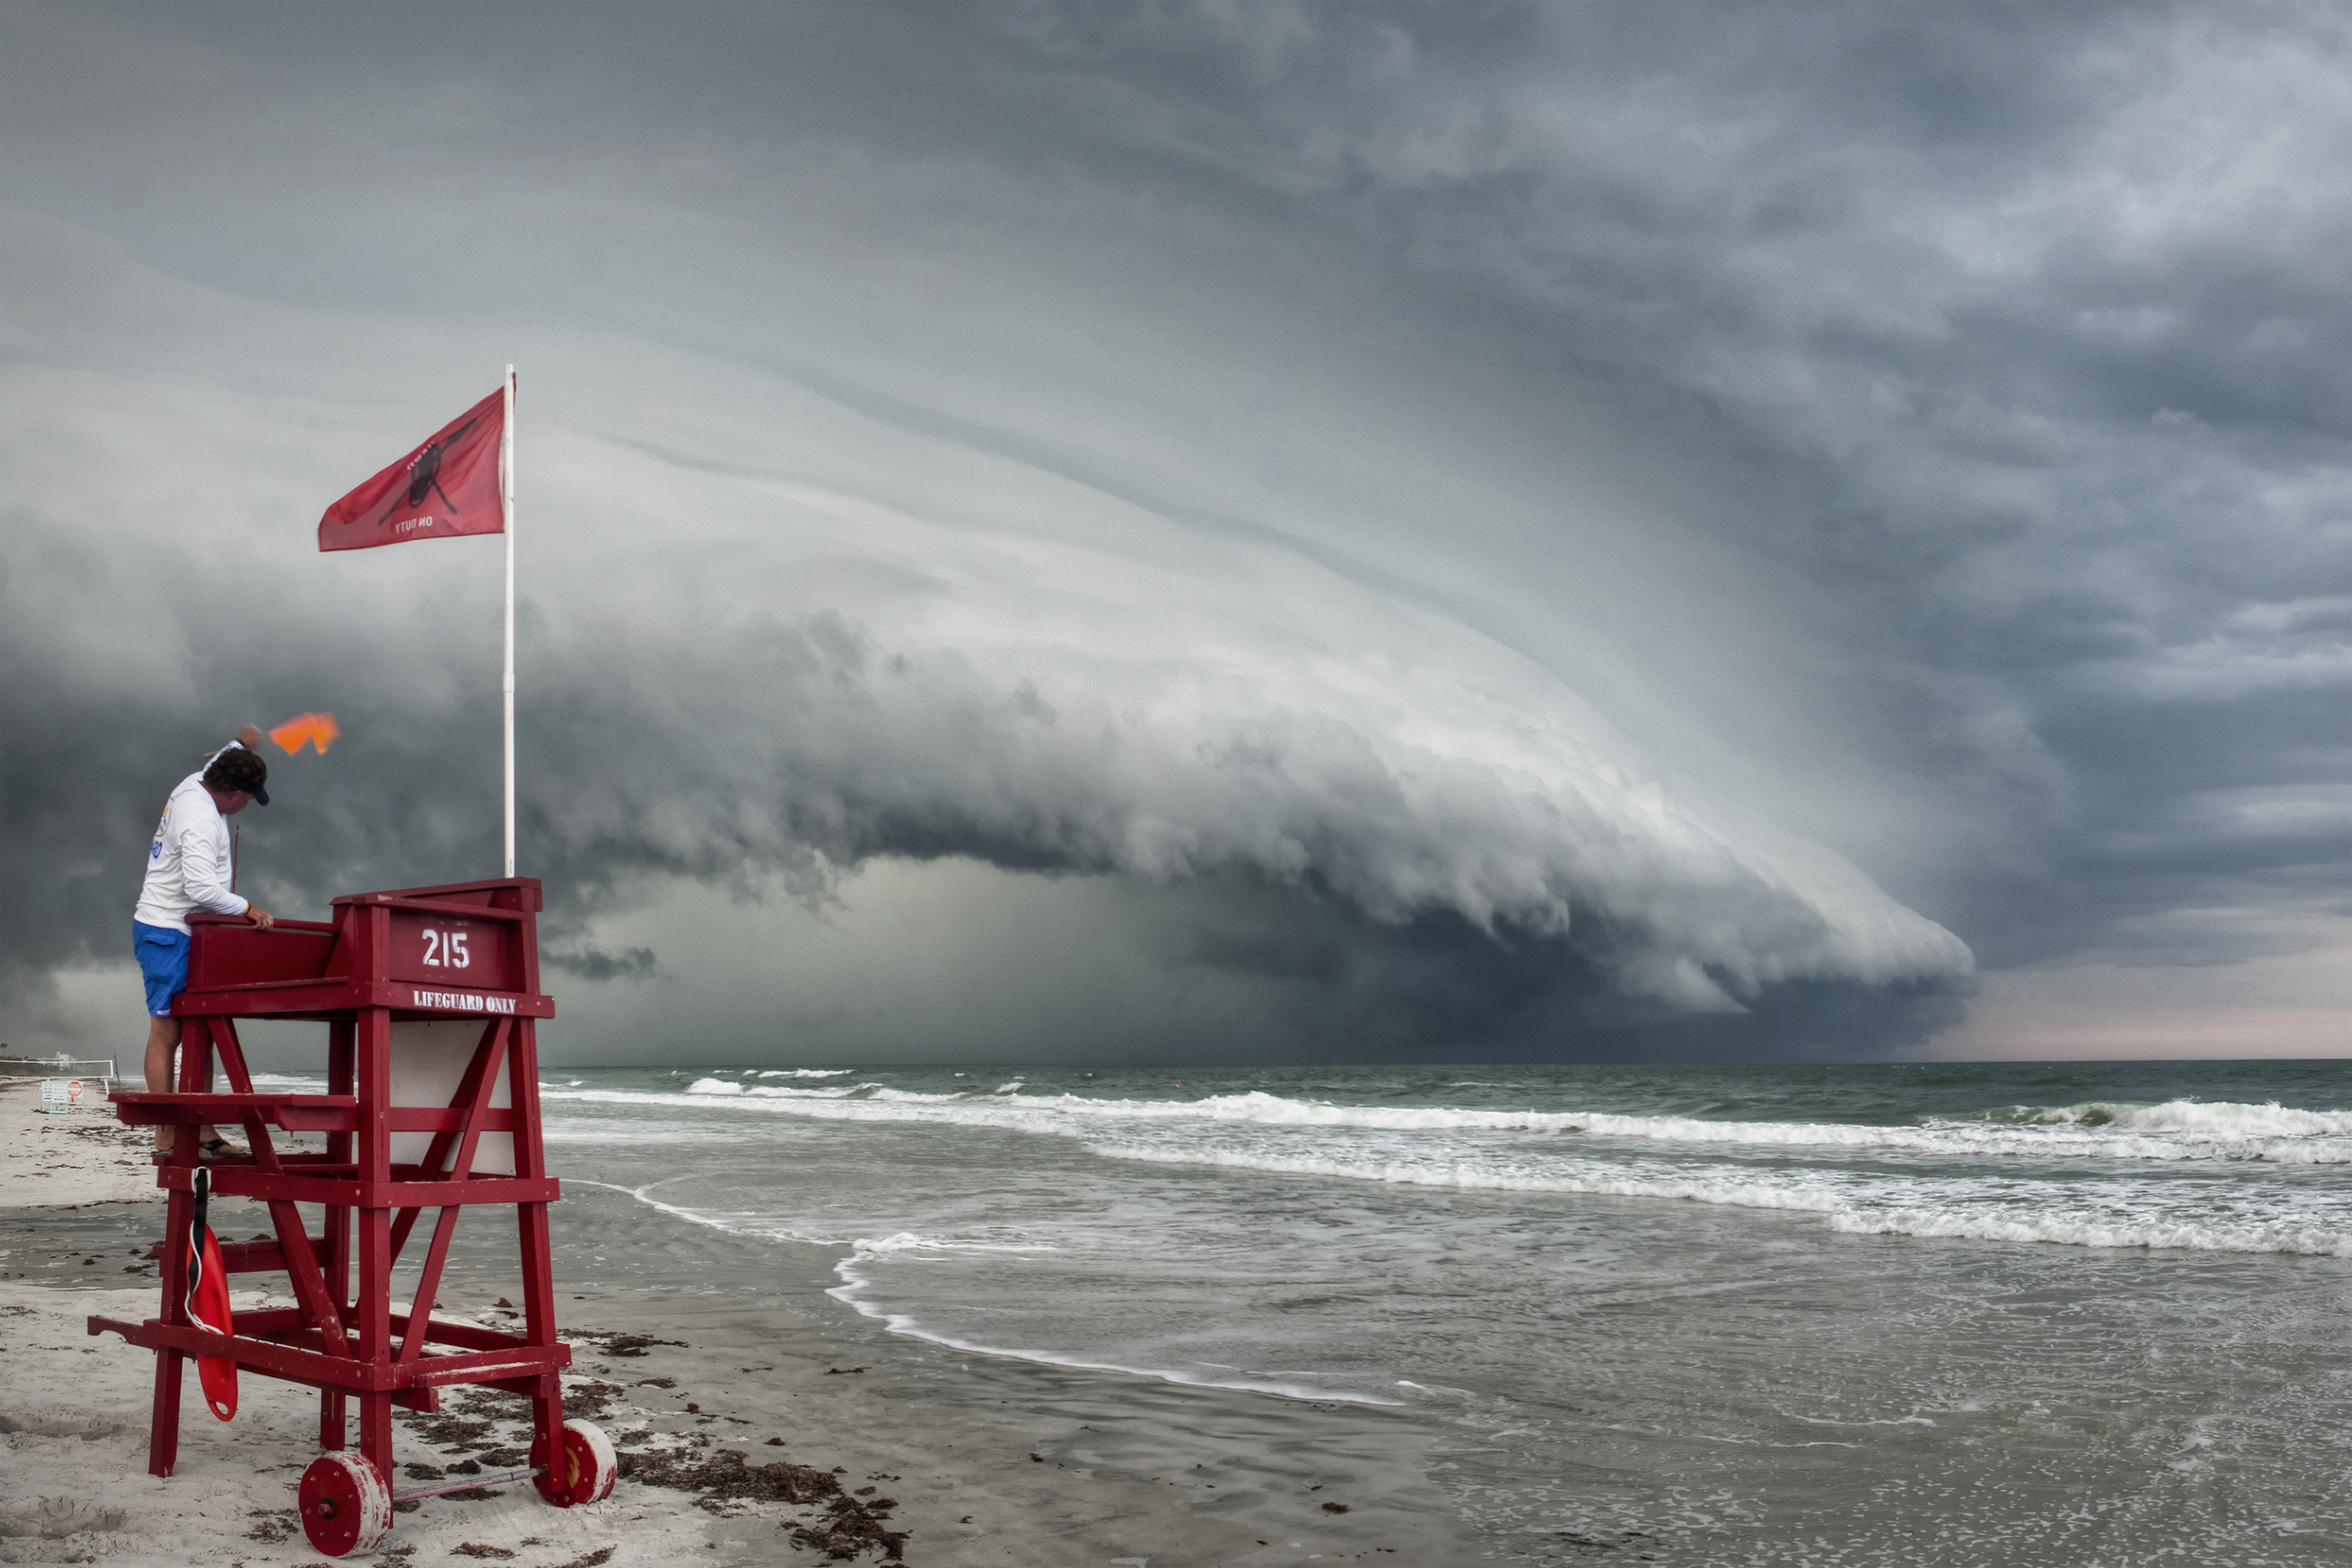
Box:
[502,364,517,879]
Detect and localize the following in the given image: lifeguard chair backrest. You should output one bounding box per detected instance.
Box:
[389,1021,516,1176]
[363,878,543,1181]
[383,904,522,994]
[182,918,339,991]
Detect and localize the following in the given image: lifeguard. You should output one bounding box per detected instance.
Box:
[133,725,277,1158]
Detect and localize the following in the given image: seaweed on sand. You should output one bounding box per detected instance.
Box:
[618,1447,907,1562]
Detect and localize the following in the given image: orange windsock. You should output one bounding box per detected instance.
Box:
[270,712,341,755]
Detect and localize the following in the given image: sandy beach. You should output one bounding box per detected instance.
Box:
[0,1079,156,1207]
[0,1081,1480,1567]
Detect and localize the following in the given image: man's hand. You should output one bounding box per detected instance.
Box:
[245,905,274,930]
[236,723,263,750]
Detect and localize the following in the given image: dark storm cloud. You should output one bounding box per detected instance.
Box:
[1069,0,2352,975]
[0,475,1967,1059]
[3,1,2347,1058]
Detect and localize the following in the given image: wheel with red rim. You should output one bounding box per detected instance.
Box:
[546,1418,617,1506]
[298,1452,392,1557]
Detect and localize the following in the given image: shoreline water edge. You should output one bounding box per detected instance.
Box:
[13,1059,2352,1565]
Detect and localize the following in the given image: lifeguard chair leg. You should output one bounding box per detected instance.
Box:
[148,1349,185,1478]
[323,1017,357,1452]
[509,1014,570,1499]
[519,1202,566,1497]
[359,1394,394,1485]
[527,1372,567,1503]
[147,1167,196,1477]
[353,1005,397,1489]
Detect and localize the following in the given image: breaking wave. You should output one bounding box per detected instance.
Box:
[575,1084,2352,1164]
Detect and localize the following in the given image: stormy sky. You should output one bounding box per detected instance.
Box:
[4,2,2348,1066]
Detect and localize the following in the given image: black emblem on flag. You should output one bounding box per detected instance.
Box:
[397,413,484,519]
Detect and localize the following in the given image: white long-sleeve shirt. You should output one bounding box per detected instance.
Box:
[132,740,252,933]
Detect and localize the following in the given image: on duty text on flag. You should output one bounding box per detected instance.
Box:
[317,388,506,552]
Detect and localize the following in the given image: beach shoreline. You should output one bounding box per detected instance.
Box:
[0,1081,1480,1567]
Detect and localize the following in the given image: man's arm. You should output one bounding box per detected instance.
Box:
[214,726,272,927]
[177,814,253,923]
[203,726,264,762]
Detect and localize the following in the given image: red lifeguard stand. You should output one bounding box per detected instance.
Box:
[90,877,615,1557]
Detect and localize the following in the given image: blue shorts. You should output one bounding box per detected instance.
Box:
[133,921,191,1018]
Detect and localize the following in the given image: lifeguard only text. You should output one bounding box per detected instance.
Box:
[409,988,517,1014]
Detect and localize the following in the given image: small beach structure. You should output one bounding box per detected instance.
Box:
[89,876,616,1556]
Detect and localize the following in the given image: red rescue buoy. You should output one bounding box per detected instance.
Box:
[183,1168,237,1420]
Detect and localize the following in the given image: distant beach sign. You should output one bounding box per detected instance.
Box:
[38,1079,88,1115]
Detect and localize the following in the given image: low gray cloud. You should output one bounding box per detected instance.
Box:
[542,945,659,984]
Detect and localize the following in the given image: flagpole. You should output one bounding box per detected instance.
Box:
[502,364,516,879]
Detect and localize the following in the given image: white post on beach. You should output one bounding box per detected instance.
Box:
[501,364,517,879]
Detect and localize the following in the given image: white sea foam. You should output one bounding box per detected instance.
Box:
[563,1084,2352,1164]
[568,1176,853,1247]
[843,1230,1057,1258]
[1087,1140,1849,1214]
[1985,1099,2352,1137]
[757,1068,856,1078]
[1827,1207,2352,1257]
[826,1232,1399,1405]
[743,1084,875,1100]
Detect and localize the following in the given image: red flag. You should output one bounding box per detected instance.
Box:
[318,389,505,552]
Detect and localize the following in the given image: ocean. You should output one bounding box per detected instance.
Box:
[356,1060,2352,1560]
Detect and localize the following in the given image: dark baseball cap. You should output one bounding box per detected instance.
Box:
[206,746,269,805]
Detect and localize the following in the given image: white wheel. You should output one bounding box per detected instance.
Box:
[550,1418,617,1506]
[298,1451,392,1557]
